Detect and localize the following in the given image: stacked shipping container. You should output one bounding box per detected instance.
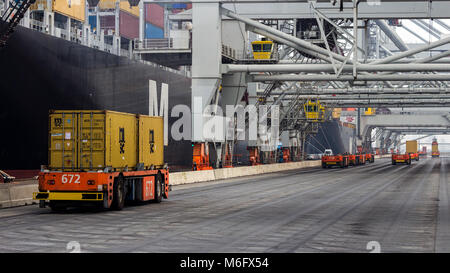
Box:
[145,3,164,39]
[91,1,165,40]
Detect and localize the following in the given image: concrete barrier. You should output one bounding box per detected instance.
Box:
[0,181,38,209]
[170,160,322,186]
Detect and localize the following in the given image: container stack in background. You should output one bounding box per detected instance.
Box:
[145,3,164,39]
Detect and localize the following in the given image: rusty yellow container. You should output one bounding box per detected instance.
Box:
[49,110,137,171]
[137,115,164,168]
[52,0,86,22]
[406,140,418,154]
[98,0,140,17]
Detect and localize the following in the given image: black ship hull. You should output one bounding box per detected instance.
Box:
[0,25,192,170]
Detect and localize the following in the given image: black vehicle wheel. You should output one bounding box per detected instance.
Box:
[392,160,396,165]
[154,173,163,203]
[340,161,344,168]
[111,175,125,210]
[322,163,326,168]
[49,201,67,212]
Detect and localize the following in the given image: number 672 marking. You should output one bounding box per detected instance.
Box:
[62,174,81,184]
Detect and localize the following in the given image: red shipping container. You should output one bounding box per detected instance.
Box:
[119,10,139,39]
[186,3,192,9]
[145,3,164,29]
[100,15,115,29]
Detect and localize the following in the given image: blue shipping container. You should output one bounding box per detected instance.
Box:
[89,15,97,32]
[172,3,187,9]
[145,22,164,39]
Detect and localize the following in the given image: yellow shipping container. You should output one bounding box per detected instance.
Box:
[138,115,164,168]
[406,140,418,154]
[49,110,138,171]
[432,144,439,153]
[30,0,50,11]
[52,0,86,22]
[98,0,139,17]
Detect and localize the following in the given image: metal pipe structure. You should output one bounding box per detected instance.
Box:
[250,27,333,63]
[411,19,441,39]
[221,8,353,64]
[401,24,428,43]
[375,19,410,52]
[369,34,450,64]
[279,57,450,64]
[279,95,450,100]
[251,73,450,82]
[261,87,450,95]
[435,19,450,31]
[226,63,450,73]
[277,99,450,107]
[418,19,443,37]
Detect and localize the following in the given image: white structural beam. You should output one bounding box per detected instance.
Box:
[251,73,450,82]
[360,113,450,137]
[169,1,450,20]
[191,2,222,142]
[263,87,450,95]
[225,63,450,73]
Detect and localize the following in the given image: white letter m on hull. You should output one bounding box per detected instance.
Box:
[149,80,169,146]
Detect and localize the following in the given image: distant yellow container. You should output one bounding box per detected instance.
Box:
[49,110,141,171]
[137,115,164,168]
[98,0,140,17]
[52,0,86,22]
[406,140,418,154]
[432,144,439,153]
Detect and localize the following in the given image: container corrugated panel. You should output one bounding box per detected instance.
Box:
[432,144,439,153]
[138,115,164,168]
[406,140,418,154]
[30,0,49,10]
[100,15,115,29]
[89,15,97,31]
[145,3,164,29]
[119,11,139,39]
[49,110,138,171]
[98,0,116,10]
[52,0,86,22]
[145,22,164,39]
[119,1,140,17]
[172,3,187,9]
[98,0,139,17]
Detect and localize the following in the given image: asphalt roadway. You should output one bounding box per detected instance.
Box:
[0,157,449,253]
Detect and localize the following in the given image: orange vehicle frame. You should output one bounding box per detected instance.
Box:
[321,154,349,168]
[38,169,169,209]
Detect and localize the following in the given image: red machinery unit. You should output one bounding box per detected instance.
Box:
[322,154,349,168]
[192,143,213,171]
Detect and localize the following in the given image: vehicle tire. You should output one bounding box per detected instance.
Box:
[322,163,326,168]
[111,175,125,210]
[392,160,396,165]
[49,201,67,212]
[340,161,344,168]
[154,173,163,203]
